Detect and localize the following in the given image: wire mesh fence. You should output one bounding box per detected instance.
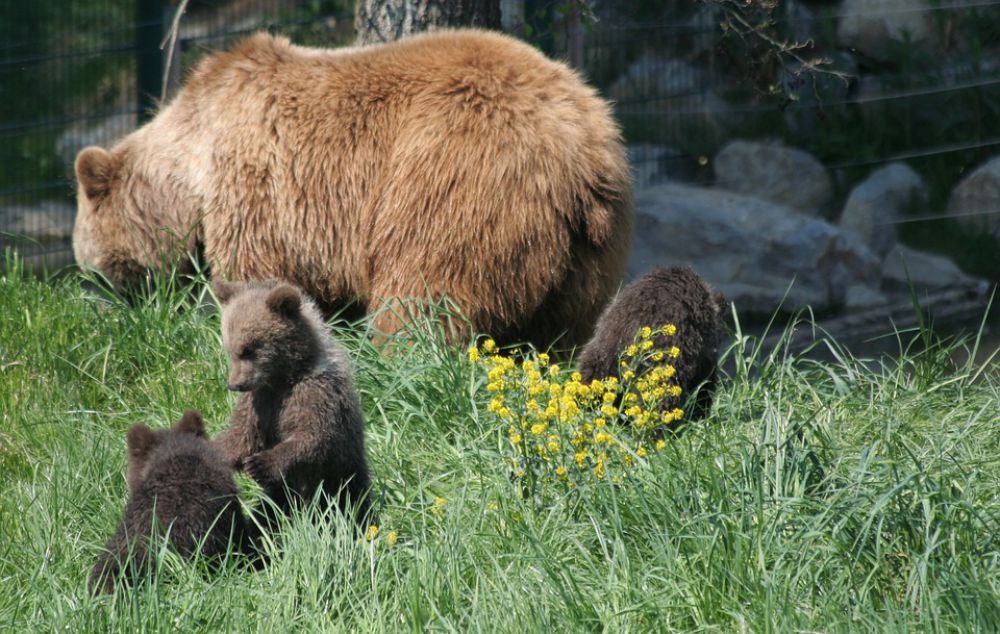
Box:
[2,1,999,275]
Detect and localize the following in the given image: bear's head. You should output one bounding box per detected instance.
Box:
[213,280,326,392]
[125,410,207,493]
[73,143,202,291]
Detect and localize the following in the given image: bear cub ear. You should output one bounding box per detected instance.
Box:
[75,147,120,202]
[266,284,301,317]
[126,424,158,463]
[212,280,241,305]
[174,410,206,437]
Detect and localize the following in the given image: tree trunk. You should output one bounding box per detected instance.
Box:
[354,0,501,45]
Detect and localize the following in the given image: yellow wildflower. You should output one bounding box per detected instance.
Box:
[538,352,550,364]
[637,446,648,458]
[594,460,606,479]
[386,531,399,547]
[510,433,522,445]
[640,326,653,339]
[555,465,568,480]
[467,346,480,362]
[365,524,380,541]
[668,346,681,358]
[625,344,639,357]
[655,439,667,451]
[662,324,677,336]
[530,423,547,436]
[482,338,496,353]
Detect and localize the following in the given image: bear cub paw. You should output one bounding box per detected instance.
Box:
[244,452,276,486]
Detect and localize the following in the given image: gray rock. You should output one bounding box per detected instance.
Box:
[609,54,734,149]
[627,183,882,315]
[713,140,833,216]
[56,113,136,168]
[627,144,703,188]
[946,156,1000,238]
[845,283,890,310]
[881,244,987,294]
[839,163,926,259]
[0,201,75,244]
[837,0,934,61]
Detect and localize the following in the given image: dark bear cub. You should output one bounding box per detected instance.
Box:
[577,266,726,426]
[90,410,250,594]
[212,280,373,528]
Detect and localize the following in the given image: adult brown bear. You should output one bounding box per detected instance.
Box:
[72,29,632,348]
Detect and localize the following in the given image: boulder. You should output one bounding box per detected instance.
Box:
[627,144,704,189]
[713,140,833,216]
[609,54,734,149]
[839,163,926,259]
[946,156,1000,238]
[55,113,136,169]
[881,244,988,295]
[627,183,882,316]
[837,0,934,62]
[0,201,75,245]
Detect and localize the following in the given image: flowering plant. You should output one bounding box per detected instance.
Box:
[469,325,684,502]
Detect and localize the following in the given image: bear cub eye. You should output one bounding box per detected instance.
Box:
[238,344,257,360]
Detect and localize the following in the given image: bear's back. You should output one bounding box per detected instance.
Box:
[126,438,243,557]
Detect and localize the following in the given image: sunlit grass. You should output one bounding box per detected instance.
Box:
[1,253,998,632]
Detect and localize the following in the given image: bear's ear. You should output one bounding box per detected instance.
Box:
[266,284,301,317]
[212,280,241,304]
[174,410,206,437]
[126,424,158,463]
[75,146,120,202]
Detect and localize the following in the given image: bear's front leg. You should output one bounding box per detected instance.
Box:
[212,425,255,471]
[243,436,316,494]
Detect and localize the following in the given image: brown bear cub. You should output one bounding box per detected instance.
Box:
[577,266,726,427]
[90,410,250,594]
[211,280,373,529]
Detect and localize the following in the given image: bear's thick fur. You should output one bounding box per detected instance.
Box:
[90,411,250,594]
[212,280,373,528]
[577,266,726,425]
[72,29,632,348]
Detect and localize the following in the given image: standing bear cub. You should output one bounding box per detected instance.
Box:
[90,410,250,594]
[577,266,726,427]
[71,29,632,349]
[212,280,373,528]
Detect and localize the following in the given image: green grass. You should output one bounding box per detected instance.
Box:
[1,256,999,633]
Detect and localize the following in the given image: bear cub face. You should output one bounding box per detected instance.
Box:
[214,281,323,392]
